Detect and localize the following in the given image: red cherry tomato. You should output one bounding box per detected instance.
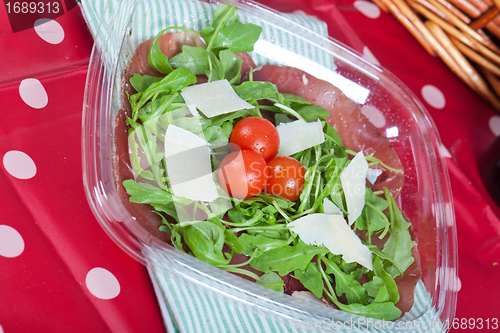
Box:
[218,149,269,199]
[229,117,280,162]
[264,157,306,202]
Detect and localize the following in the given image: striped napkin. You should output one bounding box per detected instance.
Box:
[80,0,445,331]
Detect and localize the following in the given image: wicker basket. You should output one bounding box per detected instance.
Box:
[372,0,500,112]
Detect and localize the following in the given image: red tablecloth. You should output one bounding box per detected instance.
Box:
[1,0,499,332]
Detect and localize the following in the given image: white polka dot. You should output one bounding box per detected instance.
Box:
[354,0,381,19]
[489,115,500,136]
[3,151,37,180]
[421,85,446,109]
[361,105,386,128]
[34,18,65,44]
[292,9,307,15]
[362,46,380,66]
[0,323,3,333]
[0,225,25,258]
[455,276,462,292]
[449,268,461,292]
[86,267,121,300]
[19,78,48,109]
[437,266,461,291]
[439,144,452,158]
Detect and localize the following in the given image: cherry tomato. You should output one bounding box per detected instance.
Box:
[264,157,306,202]
[218,149,269,199]
[229,117,280,162]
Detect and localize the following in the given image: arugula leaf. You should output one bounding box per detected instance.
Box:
[296,152,348,215]
[256,272,285,293]
[203,124,230,148]
[323,121,345,151]
[367,244,404,276]
[250,240,328,276]
[127,125,154,181]
[363,276,385,299]
[157,212,174,233]
[123,179,173,204]
[207,50,224,82]
[226,205,264,227]
[183,221,231,266]
[280,93,312,105]
[127,120,167,187]
[169,46,210,75]
[233,81,279,102]
[294,263,324,298]
[132,67,197,120]
[212,20,262,52]
[237,233,289,255]
[211,3,238,30]
[122,180,179,222]
[148,30,174,74]
[372,256,400,304]
[261,205,277,215]
[246,226,290,240]
[382,188,415,277]
[171,227,184,251]
[201,3,238,51]
[335,301,401,321]
[224,229,246,254]
[147,26,201,74]
[209,109,250,127]
[373,285,390,303]
[318,261,402,320]
[354,188,389,233]
[154,66,198,92]
[253,193,295,211]
[219,50,243,84]
[274,113,294,126]
[138,93,179,124]
[129,74,162,93]
[201,4,262,54]
[293,104,330,122]
[322,256,369,305]
[160,43,224,85]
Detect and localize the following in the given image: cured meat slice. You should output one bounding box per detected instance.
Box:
[252,65,405,197]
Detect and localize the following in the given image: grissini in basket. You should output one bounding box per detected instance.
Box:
[372,0,500,112]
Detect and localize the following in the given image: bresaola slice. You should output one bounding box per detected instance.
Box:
[252,65,405,198]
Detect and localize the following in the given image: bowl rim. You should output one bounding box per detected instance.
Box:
[81,0,458,328]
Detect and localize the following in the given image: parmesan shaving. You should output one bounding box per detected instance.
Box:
[288,213,373,270]
[340,151,368,225]
[180,79,254,118]
[164,125,218,202]
[276,119,324,156]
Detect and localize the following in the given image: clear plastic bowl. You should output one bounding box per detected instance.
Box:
[82,0,458,330]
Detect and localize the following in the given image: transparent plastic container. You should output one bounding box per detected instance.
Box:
[82,0,458,331]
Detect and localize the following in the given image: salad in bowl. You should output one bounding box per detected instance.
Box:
[82,0,457,329]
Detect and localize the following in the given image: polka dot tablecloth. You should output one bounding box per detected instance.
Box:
[0,3,166,333]
[0,0,499,332]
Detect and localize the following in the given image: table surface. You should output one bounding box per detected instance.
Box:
[1,0,499,332]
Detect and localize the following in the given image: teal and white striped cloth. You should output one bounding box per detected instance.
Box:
[80,0,335,75]
[143,245,444,333]
[80,0,445,331]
